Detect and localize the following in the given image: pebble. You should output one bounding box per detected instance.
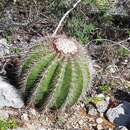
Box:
[106,64,118,73]
[100,113,104,117]
[95,94,109,113]
[78,120,84,125]
[97,124,103,130]
[96,118,103,124]
[0,38,10,57]
[96,94,105,99]
[116,126,128,130]
[96,100,108,113]
[109,128,113,130]
[106,96,110,104]
[89,118,95,122]
[88,104,98,116]
[21,113,29,121]
[0,110,9,119]
[30,108,37,116]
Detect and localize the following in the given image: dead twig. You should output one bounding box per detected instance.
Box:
[52,0,81,36]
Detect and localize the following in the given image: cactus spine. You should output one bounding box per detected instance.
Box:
[20,36,92,110]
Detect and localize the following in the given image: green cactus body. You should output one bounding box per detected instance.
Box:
[20,36,92,110]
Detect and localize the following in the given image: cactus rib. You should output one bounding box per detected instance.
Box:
[78,57,91,100]
[30,56,60,107]
[22,45,48,73]
[48,60,72,109]
[22,52,43,73]
[64,60,83,108]
[25,53,54,93]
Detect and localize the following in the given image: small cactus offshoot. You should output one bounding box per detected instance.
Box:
[20,36,92,110]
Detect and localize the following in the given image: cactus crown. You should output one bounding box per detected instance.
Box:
[20,36,92,110]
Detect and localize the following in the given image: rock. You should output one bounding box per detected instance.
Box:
[87,104,98,116]
[86,94,110,114]
[95,94,109,113]
[96,100,108,113]
[0,110,9,119]
[116,126,128,130]
[78,120,84,125]
[97,94,105,98]
[0,38,10,57]
[106,0,129,17]
[29,108,37,116]
[106,96,110,104]
[96,118,103,124]
[21,113,29,121]
[124,0,130,15]
[88,0,130,17]
[109,128,113,130]
[97,124,103,130]
[107,4,128,17]
[106,64,118,74]
[106,101,130,126]
[0,77,24,108]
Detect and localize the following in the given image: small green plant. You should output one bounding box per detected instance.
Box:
[11,48,22,55]
[128,31,130,36]
[66,16,96,44]
[83,0,109,11]
[117,48,130,57]
[0,118,17,130]
[99,84,109,93]
[95,0,109,11]
[82,0,96,5]
[86,96,104,104]
[20,36,92,110]
[48,0,71,17]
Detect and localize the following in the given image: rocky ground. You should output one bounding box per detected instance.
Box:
[0,0,130,130]
[0,36,129,130]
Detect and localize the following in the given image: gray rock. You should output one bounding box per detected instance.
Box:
[107,0,129,17]
[0,110,9,119]
[107,4,128,17]
[96,100,108,113]
[106,101,130,126]
[0,38,10,57]
[124,0,130,15]
[88,104,98,116]
[96,94,109,113]
[116,126,128,130]
[0,77,24,108]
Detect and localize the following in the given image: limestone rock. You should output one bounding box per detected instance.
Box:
[106,101,130,126]
[96,94,109,113]
[0,110,9,119]
[0,77,24,108]
[116,126,128,130]
[0,38,10,57]
[87,104,98,116]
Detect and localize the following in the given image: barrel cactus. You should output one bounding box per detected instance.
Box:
[20,35,92,110]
